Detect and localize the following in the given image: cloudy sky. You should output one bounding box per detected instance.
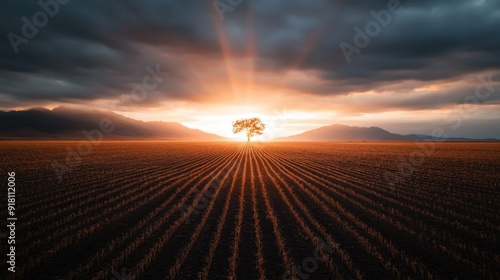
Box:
[1,0,499,139]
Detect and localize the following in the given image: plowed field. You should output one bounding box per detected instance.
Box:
[1,142,499,280]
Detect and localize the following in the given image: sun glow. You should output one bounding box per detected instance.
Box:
[174,106,329,141]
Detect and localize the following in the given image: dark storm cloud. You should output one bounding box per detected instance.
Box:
[348,83,500,114]
[0,0,499,108]
[0,0,220,107]
[249,0,500,85]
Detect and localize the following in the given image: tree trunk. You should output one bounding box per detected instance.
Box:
[247,134,250,142]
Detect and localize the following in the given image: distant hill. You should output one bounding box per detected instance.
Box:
[276,124,409,141]
[0,106,226,141]
[275,124,496,141]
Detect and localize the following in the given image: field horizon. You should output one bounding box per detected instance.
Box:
[2,107,498,142]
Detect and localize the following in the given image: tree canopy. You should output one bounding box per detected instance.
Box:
[232,117,265,142]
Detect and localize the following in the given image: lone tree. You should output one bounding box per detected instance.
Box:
[232,117,265,142]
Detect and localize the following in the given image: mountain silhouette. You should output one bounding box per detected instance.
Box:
[275,124,494,141]
[0,106,226,141]
[276,124,409,141]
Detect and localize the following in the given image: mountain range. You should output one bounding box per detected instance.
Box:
[0,107,495,141]
[0,107,225,141]
[276,124,497,141]
[276,124,409,141]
